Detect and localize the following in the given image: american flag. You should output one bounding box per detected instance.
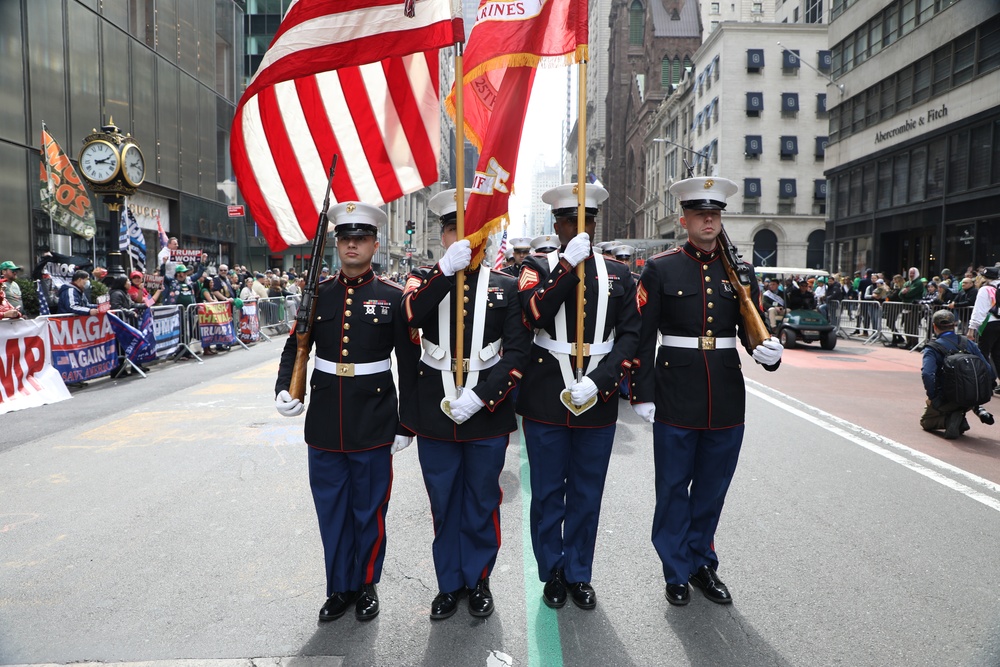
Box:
[493,230,508,271]
[36,280,50,316]
[231,0,463,252]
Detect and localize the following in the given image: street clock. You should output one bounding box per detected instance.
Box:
[79,139,120,184]
[77,118,144,197]
[121,142,145,187]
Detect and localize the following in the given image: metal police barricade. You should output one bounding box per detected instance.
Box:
[184,301,251,358]
[146,304,191,361]
[950,305,975,334]
[256,296,288,334]
[880,301,927,350]
[235,298,270,343]
[107,307,148,379]
[831,299,886,345]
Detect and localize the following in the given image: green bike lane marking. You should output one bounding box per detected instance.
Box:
[518,417,564,667]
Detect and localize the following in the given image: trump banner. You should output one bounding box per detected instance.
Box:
[197,302,237,347]
[47,314,117,383]
[238,300,261,344]
[0,319,72,414]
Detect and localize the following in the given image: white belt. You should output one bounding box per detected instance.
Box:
[420,338,502,373]
[314,357,391,377]
[660,334,737,350]
[534,330,615,356]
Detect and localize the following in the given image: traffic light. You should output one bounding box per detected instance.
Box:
[405,220,415,235]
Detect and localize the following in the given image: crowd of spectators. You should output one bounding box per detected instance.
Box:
[756,264,995,347]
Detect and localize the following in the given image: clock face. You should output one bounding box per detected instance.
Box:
[122,143,145,187]
[79,140,120,184]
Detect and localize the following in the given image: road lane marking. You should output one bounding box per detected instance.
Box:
[518,418,565,667]
[747,381,1000,514]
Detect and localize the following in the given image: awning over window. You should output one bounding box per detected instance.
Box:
[815,136,828,157]
[781,92,799,112]
[780,136,798,156]
[817,93,827,113]
[746,92,763,111]
[744,178,762,197]
[818,50,832,72]
[779,178,797,198]
[745,135,763,155]
[747,49,764,70]
[814,179,827,199]
[782,49,800,69]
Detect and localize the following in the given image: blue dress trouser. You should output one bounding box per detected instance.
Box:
[522,419,616,584]
[651,423,744,585]
[417,435,509,592]
[308,446,392,596]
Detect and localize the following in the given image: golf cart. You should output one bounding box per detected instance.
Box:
[759,267,838,350]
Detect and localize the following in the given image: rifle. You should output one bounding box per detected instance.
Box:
[288,154,339,401]
[718,224,771,350]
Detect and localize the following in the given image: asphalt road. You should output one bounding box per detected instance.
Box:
[2,337,999,667]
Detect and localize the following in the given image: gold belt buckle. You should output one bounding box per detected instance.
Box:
[450,358,470,373]
[336,363,355,377]
[698,336,716,350]
[570,342,591,356]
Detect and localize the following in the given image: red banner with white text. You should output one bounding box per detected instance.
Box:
[0,320,72,414]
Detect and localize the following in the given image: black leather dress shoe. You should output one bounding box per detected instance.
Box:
[567,581,597,610]
[430,588,466,620]
[468,577,495,617]
[665,583,690,606]
[689,566,732,604]
[355,583,379,621]
[542,568,567,608]
[319,591,358,621]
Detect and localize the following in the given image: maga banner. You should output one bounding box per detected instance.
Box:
[0,319,72,414]
[47,314,117,383]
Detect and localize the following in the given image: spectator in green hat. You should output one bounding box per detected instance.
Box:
[0,260,23,313]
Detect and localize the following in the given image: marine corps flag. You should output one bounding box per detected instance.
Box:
[446,0,588,268]
[40,124,96,240]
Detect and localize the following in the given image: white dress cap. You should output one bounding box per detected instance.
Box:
[541,182,610,214]
[508,237,533,251]
[428,188,473,222]
[531,234,560,252]
[667,177,739,210]
[328,201,388,237]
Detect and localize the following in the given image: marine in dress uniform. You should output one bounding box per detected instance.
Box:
[274,202,418,622]
[629,177,783,607]
[502,237,533,278]
[531,234,560,254]
[400,189,532,620]
[516,183,640,610]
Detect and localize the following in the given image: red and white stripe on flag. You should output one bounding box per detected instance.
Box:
[231,0,463,252]
[493,230,508,270]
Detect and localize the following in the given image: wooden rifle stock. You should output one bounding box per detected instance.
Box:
[718,225,771,350]
[289,155,339,401]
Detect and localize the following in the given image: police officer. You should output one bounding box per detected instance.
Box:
[630,177,782,607]
[517,182,640,610]
[274,202,418,623]
[401,189,531,620]
[502,237,533,277]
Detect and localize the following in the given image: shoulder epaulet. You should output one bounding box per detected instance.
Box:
[649,247,681,260]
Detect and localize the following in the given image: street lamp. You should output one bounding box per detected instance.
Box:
[776,41,845,95]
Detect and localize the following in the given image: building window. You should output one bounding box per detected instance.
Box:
[744,178,762,198]
[815,136,828,159]
[711,2,720,13]
[779,178,797,198]
[746,92,763,117]
[979,17,1000,73]
[629,0,644,46]
[752,2,763,15]
[747,49,764,72]
[781,92,799,115]
[753,229,778,267]
[780,136,798,159]
[745,135,763,158]
[782,49,800,71]
[806,0,823,24]
[817,93,828,116]
[818,50,832,72]
[661,57,671,87]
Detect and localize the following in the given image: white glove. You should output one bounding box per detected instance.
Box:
[560,233,591,267]
[569,376,599,405]
[752,336,783,366]
[275,390,304,417]
[390,434,412,454]
[632,402,656,423]
[449,388,485,424]
[439,239,472,276]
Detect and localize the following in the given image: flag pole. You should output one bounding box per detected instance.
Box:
[454,42,466,391]
[573,55,587,381]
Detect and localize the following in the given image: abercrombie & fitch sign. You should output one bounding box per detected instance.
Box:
[874,104,948,145]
